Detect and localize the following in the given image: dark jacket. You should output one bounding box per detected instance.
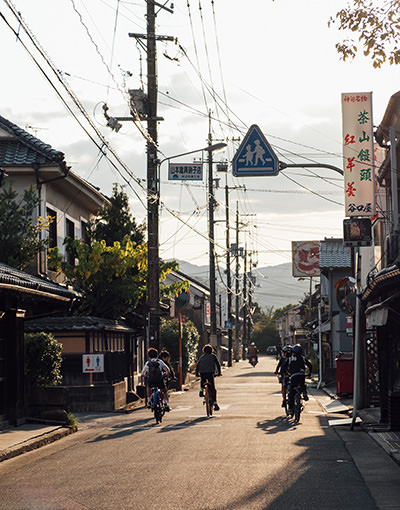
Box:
[195,352,221,376]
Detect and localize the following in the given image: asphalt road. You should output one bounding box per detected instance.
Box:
[0,356,387,509]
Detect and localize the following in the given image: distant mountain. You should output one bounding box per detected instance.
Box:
[173,260,310,312]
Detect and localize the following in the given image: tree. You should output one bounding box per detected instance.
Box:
[0,184,50,269]
[88,184,145,246]
[25,332,63,387]
[251,306,280,352]
[328,1,400,67]
[160,317,200,381]
[49,237,187,318]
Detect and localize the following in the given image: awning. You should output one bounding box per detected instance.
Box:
[366,303,389,327]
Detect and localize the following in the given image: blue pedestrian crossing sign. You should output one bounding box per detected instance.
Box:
[232,125,279,177]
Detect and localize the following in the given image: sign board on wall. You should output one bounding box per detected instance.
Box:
[292,241,320,277]
[342,92,376,217]
[82,354,104,373]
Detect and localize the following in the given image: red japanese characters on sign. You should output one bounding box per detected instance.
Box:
[292,241,320,278]
[342,92,376,217]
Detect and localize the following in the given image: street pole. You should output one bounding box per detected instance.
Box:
[225,179,233,366]
[243,247,247,354]
[208,115,218,349]
[235,202,240,359]
[146,0,160,350]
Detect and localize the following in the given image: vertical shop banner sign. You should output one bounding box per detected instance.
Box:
[292,241,320,277]
[342,92,376,217]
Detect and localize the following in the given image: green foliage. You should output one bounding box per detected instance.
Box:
[25,333,63,387]
[0,184,50,269]
[66,412,79,432]
[88,184,145,246]
[49,237,187,318]
[251,307,280,352]
[329,0,400,67]
[160,318,200,380]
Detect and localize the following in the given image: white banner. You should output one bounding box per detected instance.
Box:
[342,92,376,217]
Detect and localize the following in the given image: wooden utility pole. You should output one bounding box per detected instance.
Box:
[129,2,173,351]
[208,113,217,348]
[146,0,160,350]
[225,180,233,366]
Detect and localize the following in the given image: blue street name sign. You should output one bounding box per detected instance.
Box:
[232,125,279,176]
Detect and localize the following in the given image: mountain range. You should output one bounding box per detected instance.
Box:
[174,260,310,312]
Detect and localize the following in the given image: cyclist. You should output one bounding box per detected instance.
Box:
[159,350,176,389]
[247,342,259,363]
[275,345,292,407]
[195,344,222,411]
[141,348,171,411]
[287,344,313,416]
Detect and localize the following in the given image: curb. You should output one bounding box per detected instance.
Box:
[0,426,74,463]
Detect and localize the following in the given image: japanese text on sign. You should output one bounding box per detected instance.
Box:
[292,241,320,277]
[342,92,376,217]
[168,163,203,181]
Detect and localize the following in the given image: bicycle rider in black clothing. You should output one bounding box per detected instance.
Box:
[287,344,313,416]
[275,345,292,407]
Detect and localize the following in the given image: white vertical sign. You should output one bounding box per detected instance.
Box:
[342,92,376,217]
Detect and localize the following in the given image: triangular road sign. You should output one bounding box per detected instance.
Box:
[232,125,279,176]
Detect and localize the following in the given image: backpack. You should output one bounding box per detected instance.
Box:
[147,359,163,385]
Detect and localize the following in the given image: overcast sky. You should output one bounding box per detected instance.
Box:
[1,0,398,276]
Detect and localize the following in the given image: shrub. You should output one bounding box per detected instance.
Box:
[160,318,200,381]
[25,332,63,387]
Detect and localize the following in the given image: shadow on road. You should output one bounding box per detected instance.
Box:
[85,417,155,443]
[233,370,276,378]
[257,415,299,434]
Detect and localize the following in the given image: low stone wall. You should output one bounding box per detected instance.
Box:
[27,381,128,416]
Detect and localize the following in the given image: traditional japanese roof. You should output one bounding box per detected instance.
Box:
[25,315,134,333]
[0,262,78,302]
[0,115,66,168]
[319,238,352,269]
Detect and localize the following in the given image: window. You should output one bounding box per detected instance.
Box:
[81,220,89,244]
[66,218,75,265]
[47,207,57,249]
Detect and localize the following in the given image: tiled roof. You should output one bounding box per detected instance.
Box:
[25,316,134,333]
[0,115,65,167]
[0,262,78,300]
[320,239,352,269]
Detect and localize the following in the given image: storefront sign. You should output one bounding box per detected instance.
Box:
[342,92,376,217]
[292,241,320,277]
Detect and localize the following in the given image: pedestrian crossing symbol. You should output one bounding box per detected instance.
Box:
[232,125,279,177]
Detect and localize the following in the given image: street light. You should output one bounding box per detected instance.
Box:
[147,141,227,351]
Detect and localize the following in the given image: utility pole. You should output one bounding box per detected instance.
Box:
[146,0,160,350]
[129,2,173,351]
[225,178,232,366]
[208,112,218,348]
[242,247,247,357]
[235,202,240,359]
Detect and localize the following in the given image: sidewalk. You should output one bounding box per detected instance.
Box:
[320,380,400,467]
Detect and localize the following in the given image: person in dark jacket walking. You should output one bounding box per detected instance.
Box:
[195,344,221,411]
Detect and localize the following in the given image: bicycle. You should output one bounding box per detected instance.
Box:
[292,384,304,423]
[151,386,166,424]
[203,380,213,417]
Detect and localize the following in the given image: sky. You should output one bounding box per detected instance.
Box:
[0,0,398,285]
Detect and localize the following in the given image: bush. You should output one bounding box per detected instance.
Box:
[25,332,63,387]
[160,318,200,381]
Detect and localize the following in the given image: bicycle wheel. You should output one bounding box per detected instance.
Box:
[294,391,301,423]
[154,403,163,424]
[205,383,213,417]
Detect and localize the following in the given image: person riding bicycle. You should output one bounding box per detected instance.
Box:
[247,342,259,363]
[275,345,292,407]
[142,348,171,411]
[287,344,313,416]
[195,344,221,411]
[159,350,176,389]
